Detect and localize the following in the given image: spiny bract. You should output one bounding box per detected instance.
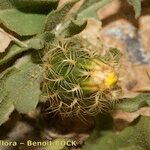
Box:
[41,37,121,117]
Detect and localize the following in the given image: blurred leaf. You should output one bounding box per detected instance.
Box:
[27,37,44,50]
[44,0,79,32]
[81,114,114,150]
[0,67,17,103]
[0,0,13,9]
[0,98,15,126]
[0,37,44,66]
[115,93,150,112]
[6,56,43,113]
[0,0,59,35]
[0,9,46,36]
[42,31,55,43]
[82,116,150,150]
[128,0,141,18]
[67,19,87,36]
[0,56,43,125]
[77,0,112,20]
[0,67,17,126]
[55,18,87,37]
[11,0,59,13]
[0,44,28,66]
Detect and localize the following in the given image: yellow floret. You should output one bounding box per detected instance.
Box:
[104,72,118,88]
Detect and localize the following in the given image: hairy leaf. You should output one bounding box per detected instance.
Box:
[0,37,44,66]
[0,0,13,9]
[0,44,28,66]
[42,31,55,43]
[55,19,87,37]
[0,56,43,125]
[82,116,150,150]
[6,56,43,113]
[115,93,150,112]
[0,67,17,103]
[0,9,46,36]
[11,0,59,13]
[44,0,79,32]
[0,0,60,35]
[0,97,15,126]
[0,67,17,125]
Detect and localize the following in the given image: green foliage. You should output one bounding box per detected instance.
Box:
[0,68,16,125]
[115,93,150,112]
[0,0,142,36]
[82,116,150,150]
[44,0,79,32]
[66,19,87,37]
[0,0,88,125]
[77,0,141,20]
[0,38,44,66]
[0,56,43,125]
[0,0,13,9]
[44,0,88,37]
[54,19,87,37]
[0,0,59,36]
[0,98,15,126]
[128,0,141,18]
[0,9,46,36]
[11,0,59,12]
[0,0,144,126]
[77,0,112,20]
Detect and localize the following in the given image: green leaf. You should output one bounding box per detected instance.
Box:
[77,0,112,20]
[6,56,43,113]
[0,44,28,66]
[0,9,46,36]
[0,56,43,125]
[82,116,150,150]
[0,97,15,126]
[0,67,16,125]
[0,0,13,9]
[44,0,79,32]
[0,37,44,66]
[55,19,87,37]
[0,67,17,103]
[127,0,141,18]
[115,93,150,112]
[11,0,59,13]
[42,31,55,43]
[0,0,59,35]
[27,37,44,50]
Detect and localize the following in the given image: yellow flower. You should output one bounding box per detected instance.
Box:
[81,59,118,92]
[104,72,118,88]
